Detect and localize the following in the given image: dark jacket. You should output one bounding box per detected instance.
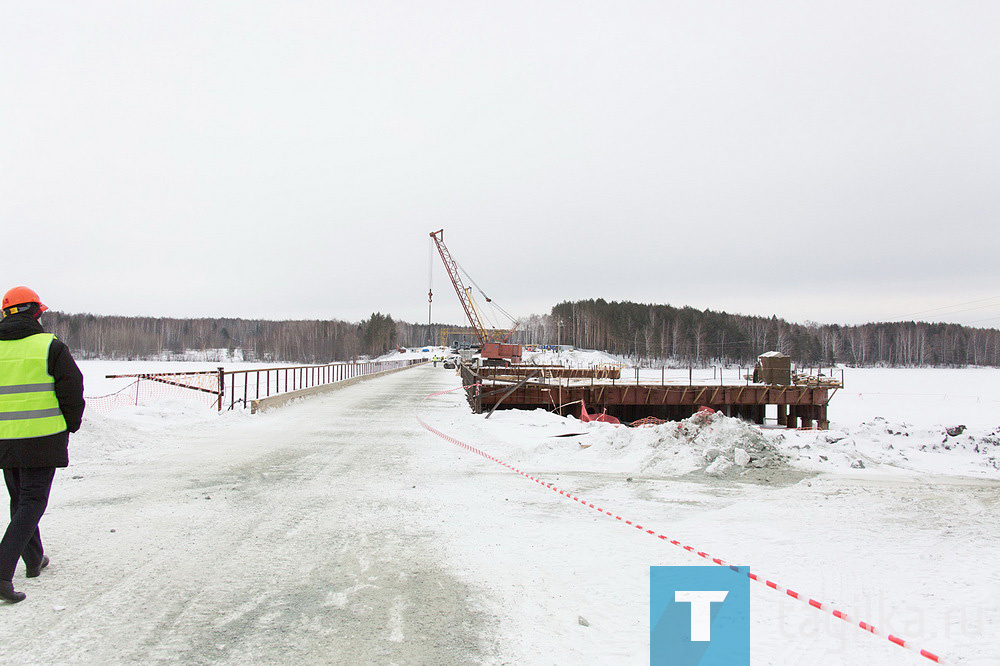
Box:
[0,313,85,468]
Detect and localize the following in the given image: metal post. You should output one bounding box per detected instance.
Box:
[217,367,224,412]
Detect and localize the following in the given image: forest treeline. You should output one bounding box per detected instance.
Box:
[538,299,1000,367]
[44,312,400,363]
[41,299,1000,367]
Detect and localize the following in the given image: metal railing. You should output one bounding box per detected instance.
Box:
[221,358,428,410]
[104,359,428,412]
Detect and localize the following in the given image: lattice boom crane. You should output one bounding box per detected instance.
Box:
[429,229,521,363]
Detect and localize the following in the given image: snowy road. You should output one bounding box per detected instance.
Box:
[1,364,997,664]
[0,366,488,664]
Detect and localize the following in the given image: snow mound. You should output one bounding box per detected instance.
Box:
[71,412,148,462]
[72,399,249,464]
[562,411,787,480]
[519,348,623,368]
[776,416,1000,478]
[677,412,787,478]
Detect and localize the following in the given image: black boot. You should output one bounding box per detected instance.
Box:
[26,555,49,578]
[0,581,25,603]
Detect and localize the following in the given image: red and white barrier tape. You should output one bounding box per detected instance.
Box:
[417,385,945,664]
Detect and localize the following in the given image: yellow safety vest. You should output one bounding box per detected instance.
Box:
[0,333,68,440]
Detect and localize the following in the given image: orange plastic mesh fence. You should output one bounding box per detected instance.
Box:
[86,372,221,414]
[629,416,670,428]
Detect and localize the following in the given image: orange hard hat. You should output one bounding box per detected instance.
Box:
[2,286,48,313]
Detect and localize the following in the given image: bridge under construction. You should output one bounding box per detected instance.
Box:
[461,364,840,430]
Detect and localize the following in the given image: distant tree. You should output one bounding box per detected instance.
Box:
[362,312,397,357]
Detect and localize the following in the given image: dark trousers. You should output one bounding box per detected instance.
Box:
[0,467,55,581]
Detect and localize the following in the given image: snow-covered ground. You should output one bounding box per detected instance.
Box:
[2,362,996,664]
[520,347,623,367]
[422,365,999,664]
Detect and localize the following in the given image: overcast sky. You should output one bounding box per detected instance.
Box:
[3,1,998,330]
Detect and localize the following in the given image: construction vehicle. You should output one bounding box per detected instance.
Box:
[429,229,522,364]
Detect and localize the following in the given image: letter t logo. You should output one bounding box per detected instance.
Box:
[675,590,729,641]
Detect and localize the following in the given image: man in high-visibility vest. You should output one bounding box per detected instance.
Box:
[0,287,84,603]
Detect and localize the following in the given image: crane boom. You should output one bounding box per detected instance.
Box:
[429,229,522,363]
[429,229,489,346]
